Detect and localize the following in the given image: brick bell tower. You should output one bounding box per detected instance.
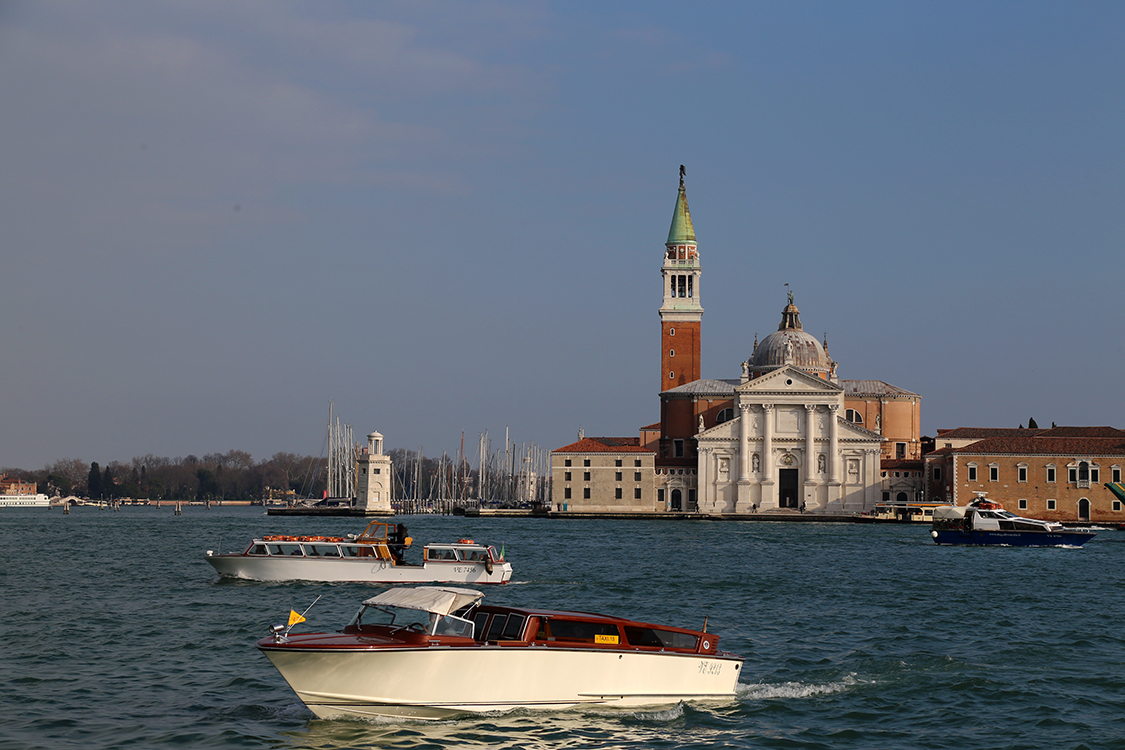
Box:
[659,165,703,390]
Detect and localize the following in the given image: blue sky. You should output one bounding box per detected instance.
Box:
[2,1,1123,470]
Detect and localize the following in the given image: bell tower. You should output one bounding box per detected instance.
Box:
[659,165,703,390]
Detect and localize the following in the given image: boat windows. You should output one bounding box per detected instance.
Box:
[501,614,526,640]
[472,612,491,641]
[340,545,362,557]
[250,544,269,556]
[427,547,458,561]
[541,619,622,644]
[352,604,473,638]
[267,543,304,556]
[460,548,486,562]
[485,614,510,641]
[624,626,699,651]
[310,544,341,557]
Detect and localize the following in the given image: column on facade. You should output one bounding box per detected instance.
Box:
[738,403,751,482]
[805,404,817,482]
[762,404,774,484]
[829,404,840,483]
[698,447,711,512]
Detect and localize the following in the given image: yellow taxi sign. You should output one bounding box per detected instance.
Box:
[594,634,619,645]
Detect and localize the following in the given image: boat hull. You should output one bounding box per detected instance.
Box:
[259,643,742,719]
[931,529,1096,547]
[205,554,512,584]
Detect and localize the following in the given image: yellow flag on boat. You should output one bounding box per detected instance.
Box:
[288,610,306,628]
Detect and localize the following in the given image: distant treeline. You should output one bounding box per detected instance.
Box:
[2,448,496,502]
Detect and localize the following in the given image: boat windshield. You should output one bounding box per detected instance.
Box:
[350,604,474,638]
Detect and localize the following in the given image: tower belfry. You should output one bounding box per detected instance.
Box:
[659,165,703,390]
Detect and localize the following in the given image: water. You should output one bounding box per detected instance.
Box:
[3,507,1124,750]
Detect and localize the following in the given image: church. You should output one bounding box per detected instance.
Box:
[551,168,922,515]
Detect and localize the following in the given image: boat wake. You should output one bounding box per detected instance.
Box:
[737,674,857,701]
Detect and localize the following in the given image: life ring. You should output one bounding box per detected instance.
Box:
[702,639,710,650]
[458,539,474,544]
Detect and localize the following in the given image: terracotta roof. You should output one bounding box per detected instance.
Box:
[881,459,923,470]
[640,422,660,430]
[1036,426,1125,438]
[954,436,1125,456]
[936,427,1046,439]
[552,437,654,454]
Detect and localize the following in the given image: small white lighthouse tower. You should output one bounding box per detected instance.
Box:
[355,431,394,515]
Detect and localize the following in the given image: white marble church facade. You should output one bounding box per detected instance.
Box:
[694,365,883,514]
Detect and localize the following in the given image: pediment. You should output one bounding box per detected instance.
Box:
[735,365,843,395]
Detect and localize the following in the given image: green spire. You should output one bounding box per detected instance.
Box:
[666,164,696,244]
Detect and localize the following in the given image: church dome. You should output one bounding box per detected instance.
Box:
[749,297,833,377]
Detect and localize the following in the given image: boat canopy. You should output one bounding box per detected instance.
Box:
[362,586,483,616]
[932,506,965,520]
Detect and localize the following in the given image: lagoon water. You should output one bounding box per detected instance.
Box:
[3,506,1124,750]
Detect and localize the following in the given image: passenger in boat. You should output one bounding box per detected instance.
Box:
[389,524,408,563]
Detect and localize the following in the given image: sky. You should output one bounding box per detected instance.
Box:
[2,0,1124,471]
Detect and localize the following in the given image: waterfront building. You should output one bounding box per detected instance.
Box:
[549,435,656,512]
[924,426,1125,523]
[550,167,923,515]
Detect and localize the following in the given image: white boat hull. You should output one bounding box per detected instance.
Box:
[205,554,512,584]
[261,644,742,719]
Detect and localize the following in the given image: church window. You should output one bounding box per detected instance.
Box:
[932,467,942,481]
[967,464,977,481]
[1091,466,1100,483]
[1113,466,1122,483]
[674,440,684,458]
[658,489,665,504]
[845,409,863,424]
[1017,464,1028,483]
[669,349,675,357]
[1046,465,1056,483]
[882,491,890,502]
[688,276,693,298]
[677,276,687,298]
[669,328,675,336]
[716,408,734,424]
[669,371,675,380]
[989,464,999,482]
[896,443,906,459]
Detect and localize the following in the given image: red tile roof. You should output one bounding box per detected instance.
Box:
[954,436,1125,456]
[552,437,654,453]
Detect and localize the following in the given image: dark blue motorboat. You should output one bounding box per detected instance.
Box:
[930,495,1097,547]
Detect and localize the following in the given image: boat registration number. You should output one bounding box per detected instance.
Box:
[453,566,476,574]
[698,661,722,675]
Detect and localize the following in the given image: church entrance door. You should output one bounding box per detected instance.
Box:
[779,469,799,508]
[671,489,682,511]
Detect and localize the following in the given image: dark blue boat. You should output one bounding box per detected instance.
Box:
[930,495,1097,547]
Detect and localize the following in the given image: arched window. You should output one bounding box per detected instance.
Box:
[845,409,863,424]
[715,408,734,424]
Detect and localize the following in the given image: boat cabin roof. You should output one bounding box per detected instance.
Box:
[361,586,483,616]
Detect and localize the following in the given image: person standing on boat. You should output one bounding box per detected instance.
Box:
[389,523,410,563]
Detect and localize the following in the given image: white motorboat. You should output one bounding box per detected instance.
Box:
[257,586,744,720]
[205,521,512,584]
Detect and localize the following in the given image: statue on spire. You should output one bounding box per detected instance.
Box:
[679,164,686,188]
